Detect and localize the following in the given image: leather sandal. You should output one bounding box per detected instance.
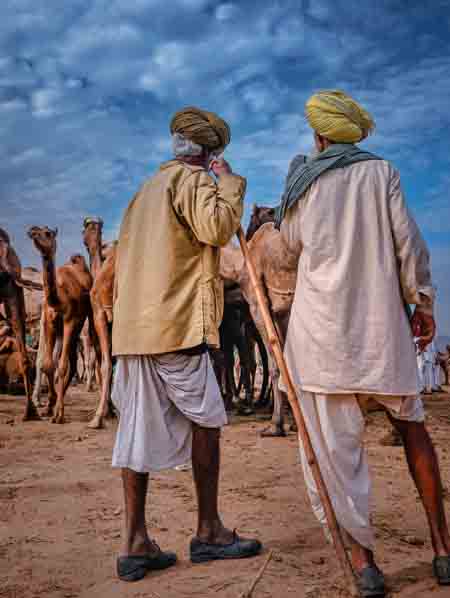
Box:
[356,565,386,597]
[433,555,450,585]
[190,530,262,563]
[117,550,177,582]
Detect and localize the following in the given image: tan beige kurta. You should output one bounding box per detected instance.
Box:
[112,160,246,356]
[281,160,434,395]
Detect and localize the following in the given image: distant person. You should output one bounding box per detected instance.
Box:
[422,341,435,394]
[431,340,443,391]
[111,107,261,582]
[277,90,450,595]
[415,337,425,392]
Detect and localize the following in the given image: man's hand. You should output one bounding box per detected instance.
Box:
[411,307,436,352]
[210,158,232,178]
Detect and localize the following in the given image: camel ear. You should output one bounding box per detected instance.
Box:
[54,227,58,236]
[252,203,257,213]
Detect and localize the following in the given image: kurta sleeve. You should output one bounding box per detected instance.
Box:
[388,169,435,313]
[173,170,245,247]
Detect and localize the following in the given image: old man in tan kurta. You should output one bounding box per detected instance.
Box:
[279,91,450,594]
[111,107,261,583]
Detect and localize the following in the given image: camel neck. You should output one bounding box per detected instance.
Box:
[88,242,103,279]
[41,255,59,308]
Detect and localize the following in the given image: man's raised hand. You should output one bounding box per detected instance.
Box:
[210,158,232,178]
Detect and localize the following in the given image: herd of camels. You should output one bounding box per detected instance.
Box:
[1,206,450,435]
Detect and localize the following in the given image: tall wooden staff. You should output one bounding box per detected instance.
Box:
[236,226,360,597]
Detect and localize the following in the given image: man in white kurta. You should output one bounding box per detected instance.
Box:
[280,90,450,594]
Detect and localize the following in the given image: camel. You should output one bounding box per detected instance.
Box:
[28,226,93,423]
[82,217,117,429]
[239,205,299,436]
[0,228,40,420]
[218,244,269,413]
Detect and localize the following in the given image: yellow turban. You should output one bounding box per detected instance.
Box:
[170,106,231,151]
[306,90,375,143]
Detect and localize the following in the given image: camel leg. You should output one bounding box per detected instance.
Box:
[250,320,285,435]
[42,318,58,417]
[52,318,77,424]
[260,355,286,437]
[224,349,237,410]
[88,312,112,429]
[86,346,96,392]
[235,327,254,416]
[32,312,46,407]
[6,292,40,421]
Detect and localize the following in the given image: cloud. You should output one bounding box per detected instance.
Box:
[1,0,450,332]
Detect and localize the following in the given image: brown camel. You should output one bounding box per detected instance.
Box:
[239,205,299,436]
[0,228,40,420]
[82,218,117,429]
[28,226,93,423]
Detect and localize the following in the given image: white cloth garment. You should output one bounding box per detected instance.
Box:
[281,160,434,396]
[298,391,425,549]
[111,352,227,473]
[421,341,438,392]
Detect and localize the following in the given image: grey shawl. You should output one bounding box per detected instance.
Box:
[274,143,381,229]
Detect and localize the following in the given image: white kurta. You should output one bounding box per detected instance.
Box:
[281,160,434,396]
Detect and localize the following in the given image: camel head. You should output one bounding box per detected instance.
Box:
[246,204,276,242]
[27,226,57,259]
[70,254,89,273]
[83,217,103,254]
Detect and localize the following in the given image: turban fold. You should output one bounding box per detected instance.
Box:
[306,90,375,143]
[170,106,231,151]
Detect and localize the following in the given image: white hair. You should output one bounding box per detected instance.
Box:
[172,132,204,157]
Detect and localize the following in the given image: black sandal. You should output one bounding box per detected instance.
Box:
[190,531,262,563]
[117,550,177,582]
[356,565,386,597]
[433,555,450,585]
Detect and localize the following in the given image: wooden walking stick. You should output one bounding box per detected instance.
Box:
[236,226,360,598]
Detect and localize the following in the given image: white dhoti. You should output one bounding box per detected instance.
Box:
[298,392,424,549]
[111,352,227,473]
[433,363,442,390]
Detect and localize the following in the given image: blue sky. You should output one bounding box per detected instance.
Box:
[1,0,450,333]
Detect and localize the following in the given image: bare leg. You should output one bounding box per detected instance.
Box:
[389,417,450,556]
[347,536,375,572]
[191,424,234,544]
[120,469,159,557]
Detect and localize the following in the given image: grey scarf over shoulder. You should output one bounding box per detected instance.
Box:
[274,143,381,229]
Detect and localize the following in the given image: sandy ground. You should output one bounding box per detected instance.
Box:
[1,387,450,598]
